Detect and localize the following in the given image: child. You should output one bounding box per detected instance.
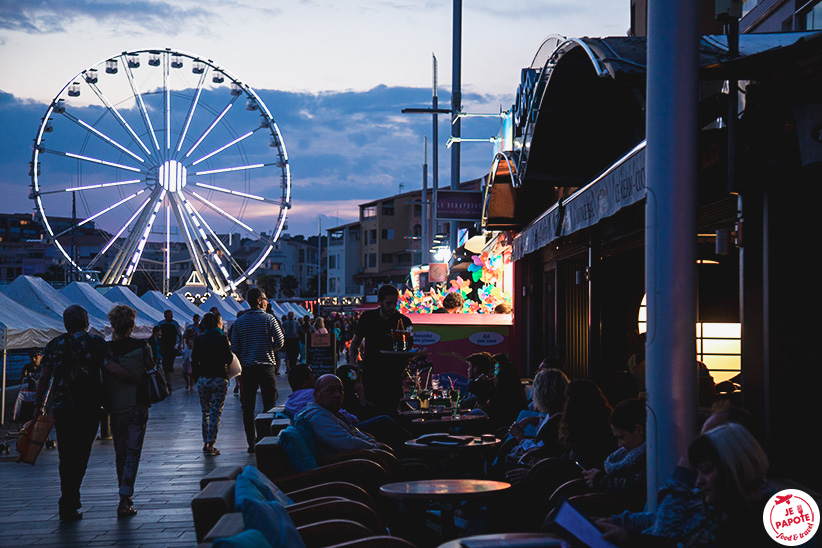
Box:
[582,397,647,505]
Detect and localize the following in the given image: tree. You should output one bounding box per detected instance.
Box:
[280,275,299,298]
[256,274,279,299]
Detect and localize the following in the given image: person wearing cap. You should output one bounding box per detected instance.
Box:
[20,348,43,387]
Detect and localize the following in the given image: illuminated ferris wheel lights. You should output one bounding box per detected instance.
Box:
[59,180,142,194]
[184,103,233,158]
[193,163,264,176]
[63,151,142,173]
[191,131,254,166]
[189,190,256,233]
[76,118,146,163]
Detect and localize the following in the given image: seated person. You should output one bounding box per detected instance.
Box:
[337,363,382,422]
[581,398,647,505]
[461,352,494,411]
[284,364,359,424]
[508,368,569,459]
[295,375,383,459]
[283,364,316,418]
[487,354,528,430]
[597,423,770,547]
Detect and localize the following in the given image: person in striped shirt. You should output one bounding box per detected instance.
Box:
[230,287,285,453]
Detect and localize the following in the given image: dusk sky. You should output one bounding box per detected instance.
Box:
[0,1,628,238]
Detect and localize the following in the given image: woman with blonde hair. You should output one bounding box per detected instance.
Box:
[313,316,328,334]
[106,304,153,518]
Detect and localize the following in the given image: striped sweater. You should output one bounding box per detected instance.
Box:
[229,309,285,367]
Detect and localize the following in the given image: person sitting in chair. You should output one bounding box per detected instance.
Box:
[294,374,383,459]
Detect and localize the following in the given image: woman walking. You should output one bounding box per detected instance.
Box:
[191,312,234,456]
[106,305,153,518]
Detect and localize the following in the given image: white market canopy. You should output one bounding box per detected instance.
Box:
[141,290,191,321]
[104,286,166,324]
[2,275,106,335]
[0,291,64,350]
[199,294,238,322]
[168,292,206,322]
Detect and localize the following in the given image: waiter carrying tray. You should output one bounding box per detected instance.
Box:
[350,284,413,416]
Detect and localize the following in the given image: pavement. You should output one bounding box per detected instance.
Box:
[0,366,293,548]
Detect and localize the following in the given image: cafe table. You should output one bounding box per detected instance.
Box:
[380,479,511,540]
[410,412,490,435]
[436,532,564,548]
[404,435,500,477]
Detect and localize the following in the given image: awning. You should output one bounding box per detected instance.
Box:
[513,141,646,261]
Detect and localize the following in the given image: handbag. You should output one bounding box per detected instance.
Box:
[16,414,55,465]
[147,367,170,403]
[227,352,242,379]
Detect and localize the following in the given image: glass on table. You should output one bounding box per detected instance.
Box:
[418,389,430,410]
[449,389,460,417]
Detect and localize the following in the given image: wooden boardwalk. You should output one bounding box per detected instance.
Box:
[0,371,291,548]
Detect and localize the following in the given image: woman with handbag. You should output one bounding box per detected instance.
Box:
[191,312,234,456]
[106,305,153,518]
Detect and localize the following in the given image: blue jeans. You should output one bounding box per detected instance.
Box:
[54,406,101,512]
[110,406,149,497]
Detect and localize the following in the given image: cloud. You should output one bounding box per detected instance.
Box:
[0,0,214,35]
[0,85,507,238]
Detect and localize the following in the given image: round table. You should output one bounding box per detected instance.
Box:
[404,436,500,477]
[411,413,490,435]
[436,532,564,548]
[381,480,511,539]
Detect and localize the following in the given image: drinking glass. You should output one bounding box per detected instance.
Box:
[418,389,430,410]
[449,389,460,418]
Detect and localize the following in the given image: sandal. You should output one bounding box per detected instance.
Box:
[117,504,137,518]
[205,447,221,456]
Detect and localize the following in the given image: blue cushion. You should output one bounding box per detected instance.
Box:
[237,466,293,507]
[279,426,318,473]
[293,419,319,457]
[234,472,266,511]
[239,498,306,548]
[213,529,273,548]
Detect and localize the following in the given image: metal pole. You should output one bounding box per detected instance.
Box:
[433,54,439,256]
[317,217,322,316]
[422,136,429,266]
[645,0,699,509]
[450,0,462,254]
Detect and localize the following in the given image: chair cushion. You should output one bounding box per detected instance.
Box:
[213,528,272,548]
[239,498,306,548]
[279,426,318,473]
[234,466,294,511]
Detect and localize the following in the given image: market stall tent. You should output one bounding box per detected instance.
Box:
[1,276,106,335]
[199,294,237,322]
[104,286,165,324]
[0,291,67,425]
[141,290,191,321]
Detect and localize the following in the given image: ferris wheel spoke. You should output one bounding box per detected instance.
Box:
[87,194,152,268]
[186,189,263,240]
[51,189,147,239]
[100,186,164,285]
[177,190,242,279]
[84,78,153,156]
[176,67,209,153]
[167,192,212,289]
[193,161,282,177]
[121,189,166,283]
[189,129,258,167]
[177,193,232,288]
[43,148,142,173]
[183,97,239,159]
[121,56,161,152]
[37,179,142,196]
[191,181,283,205]
[61,112,147,164]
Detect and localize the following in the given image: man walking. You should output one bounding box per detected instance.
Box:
[230,287,285,453]
[282,311,300,373]
[34,305,140,521]
[157,310,182,391]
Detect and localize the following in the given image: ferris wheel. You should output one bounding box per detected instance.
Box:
[29,48,291,296]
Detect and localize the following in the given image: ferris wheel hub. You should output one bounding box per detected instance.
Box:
[157,160,187,192]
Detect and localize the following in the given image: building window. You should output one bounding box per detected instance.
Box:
[381,228,394,240]
[362,206,377,219]
[381,253,393,264]
[382,201,394,216]
[367,253,377,268]
[799,0,822,29]
[329,255,337,269]
[368,229,377,244]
